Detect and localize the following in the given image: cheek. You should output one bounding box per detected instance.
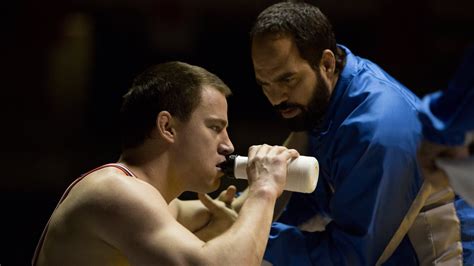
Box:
[261,86,283,105]
[190,137,216,160]
[293,80,316,106]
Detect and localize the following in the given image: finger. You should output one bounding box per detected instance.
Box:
[217,190,227,201]
[217,186,236,206]
[218,185,236,199]
[225,185,237,199]
[247,145,260,161]
[272,146,300,163]
[223,186,237,206]
[266,145,287,157]
[286,148,300,161]
[255,144,271,158]
[198,193,219,212]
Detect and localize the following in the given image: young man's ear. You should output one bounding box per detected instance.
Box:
[156,111,176,143]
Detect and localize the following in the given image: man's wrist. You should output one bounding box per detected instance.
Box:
[248,185,279,202]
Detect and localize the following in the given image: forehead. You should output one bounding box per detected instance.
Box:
[191,86,228,120]
[251,33,308,80]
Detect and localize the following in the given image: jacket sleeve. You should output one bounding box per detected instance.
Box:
[419,45,474,145]
[264,94,423,265]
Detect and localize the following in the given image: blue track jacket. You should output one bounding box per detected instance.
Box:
[263,45,474,265]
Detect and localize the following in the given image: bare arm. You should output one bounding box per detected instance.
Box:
[169,186,238,241]
[88,145,298,265]
[169,198,212,233]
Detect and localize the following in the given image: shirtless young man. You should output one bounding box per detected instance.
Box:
[33,61,299,265]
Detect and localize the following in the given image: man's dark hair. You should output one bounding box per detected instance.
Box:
[250,1,344,73]
[120,61,231,149]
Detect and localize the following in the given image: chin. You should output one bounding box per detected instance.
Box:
[209,178,221,192]
[195,177,221,194]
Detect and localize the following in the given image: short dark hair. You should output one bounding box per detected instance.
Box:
[250,1,344,73]
[120,61,231,149]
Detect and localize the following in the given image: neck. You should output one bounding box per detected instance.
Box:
[118,147,183,204]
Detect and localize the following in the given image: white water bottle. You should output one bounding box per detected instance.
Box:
[219,155,319,193]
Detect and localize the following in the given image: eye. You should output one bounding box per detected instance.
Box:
[283,77,297,86]
[210,125,221,132]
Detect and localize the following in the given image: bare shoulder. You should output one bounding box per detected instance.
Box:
[77,167,170,222]
[61,167,173,244]
[78,167,166,208]
[65,168,208,264]
[41,167,189,265]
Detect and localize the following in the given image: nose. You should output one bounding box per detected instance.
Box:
[219,130,234,156]
[263,84,289,106]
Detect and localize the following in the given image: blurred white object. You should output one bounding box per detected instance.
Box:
[436,156,474,206]
[233,155,319,193]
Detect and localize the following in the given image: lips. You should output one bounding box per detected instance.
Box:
[216,160,227,172]
[280,107,300,118]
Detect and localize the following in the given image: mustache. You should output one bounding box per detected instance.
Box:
[273,102,305,111]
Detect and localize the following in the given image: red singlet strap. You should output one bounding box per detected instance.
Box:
[32,163,135,266]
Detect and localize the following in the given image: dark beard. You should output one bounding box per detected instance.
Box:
[274,72,331,131]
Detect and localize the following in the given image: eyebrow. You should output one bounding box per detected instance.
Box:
[206,117,228,128]
[256,72,296,86]
[276,72,296,82]
[255,77,267,86]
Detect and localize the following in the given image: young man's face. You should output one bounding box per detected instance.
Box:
[252,34,332,131]
[174,86,234,193]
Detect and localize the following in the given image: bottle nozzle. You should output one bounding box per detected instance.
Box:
[218,154,238,178]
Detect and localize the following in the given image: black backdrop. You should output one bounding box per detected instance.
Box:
[2,0,474,264]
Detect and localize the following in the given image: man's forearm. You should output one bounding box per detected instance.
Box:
[205,188,278,265]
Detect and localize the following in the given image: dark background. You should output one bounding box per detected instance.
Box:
[2,0,474,264]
